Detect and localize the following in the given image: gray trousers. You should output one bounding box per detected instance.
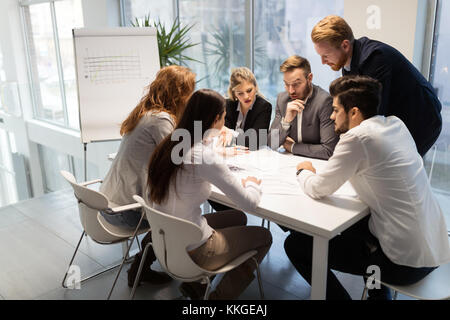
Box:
[188,210,272,299]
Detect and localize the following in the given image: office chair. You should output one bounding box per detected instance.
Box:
[130,195,265,300]
[362,262,450,300]
[60,170,150,299]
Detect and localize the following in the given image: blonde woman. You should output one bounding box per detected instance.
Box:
[221,67,272,151]
[100,65,196,286]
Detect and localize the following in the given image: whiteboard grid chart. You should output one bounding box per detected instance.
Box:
[73,27,160,143]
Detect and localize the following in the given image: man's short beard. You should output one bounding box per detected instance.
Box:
[332,53,350,71]
[335,117,350,135]
[298,82,313,100]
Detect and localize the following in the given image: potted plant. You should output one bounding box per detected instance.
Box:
[131,14,200,67]
[204,23,266,90]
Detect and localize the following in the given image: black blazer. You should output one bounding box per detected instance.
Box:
[344,37,442,156]
[225,95,272,150]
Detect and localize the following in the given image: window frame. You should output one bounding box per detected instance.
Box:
[19,0,75,130]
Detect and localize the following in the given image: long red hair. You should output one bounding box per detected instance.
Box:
[120,65,196,135]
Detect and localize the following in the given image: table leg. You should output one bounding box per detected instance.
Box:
[310,236,329,300]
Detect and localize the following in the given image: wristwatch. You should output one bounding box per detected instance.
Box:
[296,168,304,176]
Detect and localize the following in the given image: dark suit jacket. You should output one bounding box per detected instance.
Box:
[268,85,338,160]
[225,95,272,150]
[344,37,442,156]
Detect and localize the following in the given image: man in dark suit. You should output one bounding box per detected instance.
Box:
[268,55,339,160]
[311,15,442,157]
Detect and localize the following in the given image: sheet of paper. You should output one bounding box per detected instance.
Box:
[225,149,301,195]
[223,148,359,197]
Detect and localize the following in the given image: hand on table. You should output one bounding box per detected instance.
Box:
[217,126,234,147]
[296,161,316,174]
[241,176,262,187]
[217,146,249,157]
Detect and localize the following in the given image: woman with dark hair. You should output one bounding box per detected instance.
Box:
[99,65,196,286]
[148,89,272,300]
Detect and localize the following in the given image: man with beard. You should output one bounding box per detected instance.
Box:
[311,15,442,157]
[285,75,450,300]
[268,55,338,160]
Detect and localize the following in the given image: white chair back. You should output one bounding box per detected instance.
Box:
[387,262,450,300]
[133,195,208,281]
[61,170,123,243]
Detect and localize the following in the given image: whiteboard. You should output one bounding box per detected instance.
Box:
[73,27,160,143]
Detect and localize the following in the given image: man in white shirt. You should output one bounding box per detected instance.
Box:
[285,75,450,300]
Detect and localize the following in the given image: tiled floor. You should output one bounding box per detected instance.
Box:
[0,189,415,300]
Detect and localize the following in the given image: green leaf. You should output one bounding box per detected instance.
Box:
[131,12,200,67]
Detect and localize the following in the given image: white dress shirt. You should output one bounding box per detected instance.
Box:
[153,140,262,250]
[297,116,450,268]
[295,89,314,146]
[235,99,256,131]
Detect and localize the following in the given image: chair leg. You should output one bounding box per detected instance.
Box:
[107,237,138,300]
[361,286,368,300]
[136,236,142,252]
[261,219,271,231]
[62,230,133,289]
[108,214,147,300]
[109,213,147,300]
[252,257,265,300]
[129,242,152,300]
[203,277,212,300]
[62,231,85,288]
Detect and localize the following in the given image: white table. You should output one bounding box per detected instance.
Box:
[209,149,370,300]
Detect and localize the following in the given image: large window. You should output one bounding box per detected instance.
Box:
[121,0,175,27]
[0,82,22,117]
[121,0,343,108]
[179,0,247,95]
[21,0,83,129]
[428,0,450,229]
[0,49,5,82]
[254,0,343,106]
[0,128,18,206]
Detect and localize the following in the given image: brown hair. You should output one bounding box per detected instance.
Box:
[227,67,260,101]
[311,15,355,48]
[120,65,195,135]
[279,55,311,76]
[148,89,226,204]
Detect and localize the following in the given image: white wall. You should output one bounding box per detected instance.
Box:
[81,0,121,28]
[343,0,435,72]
